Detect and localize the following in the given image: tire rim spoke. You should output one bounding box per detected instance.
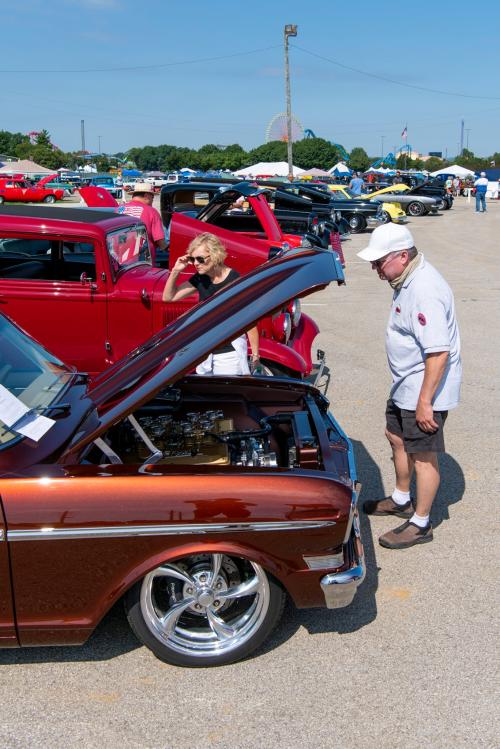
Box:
[216,575,262,601]
[159,597,195,634]
[154,564,196,588]
[206,608,235,640]
[208,553,223,588]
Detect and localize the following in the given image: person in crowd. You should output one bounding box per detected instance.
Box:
[452,176,461,196]
[162,232,260,375]
[118,182,167,262]
[445,176,453,195]
[349,172,365,195]
[392,172,403,185]
[473,172,489,212]
[357,223,462,549]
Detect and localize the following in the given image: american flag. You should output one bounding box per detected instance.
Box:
[401,126,407,139]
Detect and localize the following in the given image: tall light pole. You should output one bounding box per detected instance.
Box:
[465,128,471,150]
[98,135,102,155]
[284,24,298,181]
[381,135,385,160]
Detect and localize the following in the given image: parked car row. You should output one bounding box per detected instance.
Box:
[0,194,364,666]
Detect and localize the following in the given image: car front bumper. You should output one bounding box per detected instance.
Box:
[320,504,365,609]
[367,216,383,228]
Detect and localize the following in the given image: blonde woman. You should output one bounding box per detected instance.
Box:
[162,232,260,375]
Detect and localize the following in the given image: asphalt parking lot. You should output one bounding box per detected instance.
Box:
[0,197,498,749]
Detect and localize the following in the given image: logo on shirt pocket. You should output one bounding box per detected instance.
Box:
[417,313,427,326]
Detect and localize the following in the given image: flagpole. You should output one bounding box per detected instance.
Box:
[404,124,408,170]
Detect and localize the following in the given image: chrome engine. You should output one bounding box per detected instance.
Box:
[131,409,278,468]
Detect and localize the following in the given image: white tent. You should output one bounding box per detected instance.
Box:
[328,161,351,175]
[0,159,53,176]
[429,164,475,177]
[234,161,305,178]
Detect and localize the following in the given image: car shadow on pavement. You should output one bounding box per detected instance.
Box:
[259,439,381,656]
[0,603,141,665]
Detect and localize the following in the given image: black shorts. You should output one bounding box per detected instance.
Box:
[385,399,448,454]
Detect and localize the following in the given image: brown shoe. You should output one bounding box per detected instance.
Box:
[379,520,433,549]
[362,496,413,519]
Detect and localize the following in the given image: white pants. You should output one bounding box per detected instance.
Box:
[196,335,250,376]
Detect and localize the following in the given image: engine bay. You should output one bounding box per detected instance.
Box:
[90,383,323,471]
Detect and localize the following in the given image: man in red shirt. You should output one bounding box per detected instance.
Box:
[119,182,167,263]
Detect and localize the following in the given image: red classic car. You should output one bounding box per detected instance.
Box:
[0,205,328,379]
[0,247,364,667]
[0,174,64,204]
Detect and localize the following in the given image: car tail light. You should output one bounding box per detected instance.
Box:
[272,311,292,343]
[330,231,345,267]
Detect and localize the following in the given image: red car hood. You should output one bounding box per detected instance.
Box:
[37,174,58,188]
[62,247,344,456]
[79,186,119,207]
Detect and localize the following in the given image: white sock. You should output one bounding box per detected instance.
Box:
[411,512,430,528]
[392,488,410,506]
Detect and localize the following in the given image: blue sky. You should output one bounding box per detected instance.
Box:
[2,0,499,158]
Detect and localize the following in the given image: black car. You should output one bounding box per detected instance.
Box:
[268,181,384,233]
[160,182,347,263]
[398,178,452,210]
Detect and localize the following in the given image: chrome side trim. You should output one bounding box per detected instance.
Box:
[8,519,336,542]
[0,529,4,542]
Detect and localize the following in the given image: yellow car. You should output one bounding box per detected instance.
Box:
[328,184,407,224]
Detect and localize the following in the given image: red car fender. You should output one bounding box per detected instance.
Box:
[257,337,307,376]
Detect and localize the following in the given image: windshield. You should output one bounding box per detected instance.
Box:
[106,225,151,273]
[95,178,114,186]
[0,316,72,447]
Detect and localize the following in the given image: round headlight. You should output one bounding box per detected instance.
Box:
[290,298,301,327]
[283,312,292,343]
[271,312,292,343]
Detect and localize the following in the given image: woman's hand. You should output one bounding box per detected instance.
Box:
[172,254,192,274]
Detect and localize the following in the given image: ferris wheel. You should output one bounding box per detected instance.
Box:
[266,113,304,143]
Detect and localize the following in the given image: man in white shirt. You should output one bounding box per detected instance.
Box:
[473,171,489,213]
[357,224,462,549]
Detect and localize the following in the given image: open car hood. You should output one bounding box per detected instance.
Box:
[79,186,120,208]
[63,247,344,456]
[36,174,58,188]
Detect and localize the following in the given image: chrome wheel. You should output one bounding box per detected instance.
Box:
[348,214,365,232]
[126,553,285,666]
[406,201,425,217]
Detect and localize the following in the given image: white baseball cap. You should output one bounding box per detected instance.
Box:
[357,223,415,262]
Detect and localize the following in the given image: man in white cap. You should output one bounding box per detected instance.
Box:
[119,182,167,262]
[358,223,462,549]
[473,171,489,213]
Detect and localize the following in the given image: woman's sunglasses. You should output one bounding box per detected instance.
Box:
[191,256,210,264]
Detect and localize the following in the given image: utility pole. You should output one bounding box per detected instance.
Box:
[466,128,471,150]
[81,119,86,154]
[284,24,298,181]
[381,135,385,160]
[460,119,464,155]
[98,135,101,155]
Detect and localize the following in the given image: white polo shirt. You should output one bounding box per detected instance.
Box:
[386,254,462,410]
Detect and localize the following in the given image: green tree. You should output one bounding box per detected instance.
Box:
[0,130,29,155]
[348,147,370,172]
[35,129,53,148]
[247,141,288,164]
[292,138,340,170]
[423,157,445,173]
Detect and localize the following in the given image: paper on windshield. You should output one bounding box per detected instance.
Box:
[0,384,55,441]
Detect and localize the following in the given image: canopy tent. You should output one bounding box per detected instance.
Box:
[234,161,305,178]
[299,168,331,177]
[0,159,53,176]
[122,169,142,177]
[429,164,475,177]
[365,166,395,174]
[144,171,165,177]
[328,162,352,176]
[179,167,197,174]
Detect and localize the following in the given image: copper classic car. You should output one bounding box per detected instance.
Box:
[0,247,364,667]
